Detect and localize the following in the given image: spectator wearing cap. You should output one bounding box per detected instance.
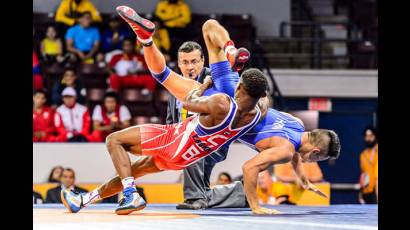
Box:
[358,126,378,204]
[101,15,132,54]
[55,87,93,142]
[51,67,86,107]
[91,92,132,142]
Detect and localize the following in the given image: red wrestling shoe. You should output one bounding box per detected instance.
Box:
[116,6,155,41]
[226,47,251,72]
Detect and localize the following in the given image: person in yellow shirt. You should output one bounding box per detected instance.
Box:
[358,126,378,204]
[256,169,295,205]
[55,0,102,35]
[40,26,65,64]
[155,0,192,60]
[155,0,191,29]
[274,161,324,183]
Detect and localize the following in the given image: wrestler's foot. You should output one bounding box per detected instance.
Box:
[61,189,84,213]
[115,187,146,215]
[226,47,250,72]
[116,5,155,44]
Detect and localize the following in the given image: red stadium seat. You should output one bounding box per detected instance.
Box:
[132,116,161,125]
[87,88,106,102]
[121,89,153,103]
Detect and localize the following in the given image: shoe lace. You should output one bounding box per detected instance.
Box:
[120,187,137,205]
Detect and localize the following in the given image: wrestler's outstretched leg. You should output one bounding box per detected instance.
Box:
[61,155,161,214]
[116,5,200,101]
[202,19,250,70]
[61,126,161,215]
[202,19,248,97]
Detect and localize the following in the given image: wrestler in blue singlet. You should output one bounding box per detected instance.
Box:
[208,60,305,151]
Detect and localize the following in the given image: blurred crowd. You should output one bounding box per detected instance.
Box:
[33,0,193,142]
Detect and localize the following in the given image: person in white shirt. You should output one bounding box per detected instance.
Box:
[91,91,131,141]
[56,87,92,142]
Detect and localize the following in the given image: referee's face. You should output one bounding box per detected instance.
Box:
[178,50,204,80]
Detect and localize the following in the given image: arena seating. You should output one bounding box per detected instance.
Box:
[34,12,255,127]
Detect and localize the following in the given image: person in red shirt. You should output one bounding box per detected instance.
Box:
[56,87,93,142]
[91,91,132,142]
[108,38,156,93]
[33,90,66,142]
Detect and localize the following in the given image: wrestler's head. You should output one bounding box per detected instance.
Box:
[235,68,267,100]
[299,129,341,162]
[178,41,205,80]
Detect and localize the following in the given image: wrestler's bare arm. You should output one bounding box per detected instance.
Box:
[242,143,293,214]
[182,76,229,114]
[291,153,328,198]
[183,93,229,115]
[291,153,309,185]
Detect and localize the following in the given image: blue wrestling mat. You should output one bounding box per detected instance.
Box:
[33,204,377,230]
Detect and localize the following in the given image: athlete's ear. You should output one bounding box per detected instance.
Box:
[236,82,242,90]
[261,90,267,98]
[312,147,321,155]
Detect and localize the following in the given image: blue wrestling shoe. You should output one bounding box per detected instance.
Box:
[61,189,84,213]
[115,187,147,215]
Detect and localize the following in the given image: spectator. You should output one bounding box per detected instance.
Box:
[257,169,294,205]
[51,67,86,106]
[216,172,232,185]
[40,26,65,64]
[33,90,61,142]
[47,166,64,183]
[65,11,100,64]
[56,87,92,142]
[91,91,131,142]
[55,0,102,36]
[45,168,88,203]
[108,39,156,92]
[101,15,132,53]
[155,0,191,29]
[33,50,44,90]
[155,0,192,58]
[151,17,171,60]
[274,162,324,183]
[358,126,378,204]
[33,191,44,204]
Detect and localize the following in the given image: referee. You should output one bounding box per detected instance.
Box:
[166,41,247,210]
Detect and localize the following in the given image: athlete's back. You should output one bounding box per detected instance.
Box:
[239,108,305,151]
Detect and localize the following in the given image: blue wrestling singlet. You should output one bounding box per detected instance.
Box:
[206,61,305,151]
[239,108,305,150]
